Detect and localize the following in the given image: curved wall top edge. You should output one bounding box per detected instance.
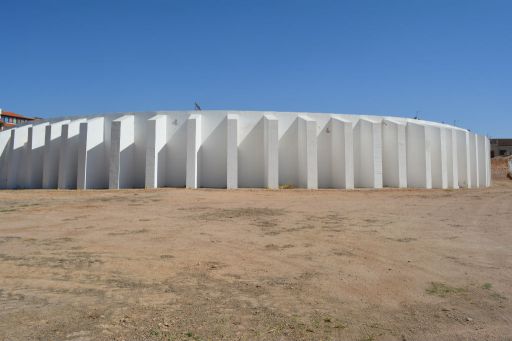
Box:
[14,110,471,134]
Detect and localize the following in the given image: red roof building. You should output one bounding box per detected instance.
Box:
[0,109,35,130]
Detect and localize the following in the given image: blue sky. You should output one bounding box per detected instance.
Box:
[1,0,511,137]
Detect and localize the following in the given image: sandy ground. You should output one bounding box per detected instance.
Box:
[0,181,511,341]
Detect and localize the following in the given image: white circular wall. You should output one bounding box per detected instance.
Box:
[0,111,490,190]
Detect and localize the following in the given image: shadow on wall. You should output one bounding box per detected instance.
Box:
[317,119,332,189]
[119,144,136,189]
[86,143,108,189]
[200,117,227,188]
[238,119,264,188]
[279,119,298,187]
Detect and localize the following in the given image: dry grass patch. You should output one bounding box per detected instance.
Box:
[425,282,467,297]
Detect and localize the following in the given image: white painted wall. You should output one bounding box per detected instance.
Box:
[278,115,299,188]
[226,114,238,189]
[469,132,479,188]
[109,115,135,189]
[145,115,167,189]
[7,125,32,189]
[27,123,49,188]
[186,114,201,189]
[199,112,227,188]
[445,128,459,189]
[456,130,471,188]
[430,126,448,189]
[407,122,431,188]
[42,120,70,189]
[0,111,490,190]
[165,112,188,187]
[382,119,407,188]
[324,117,354,189]
[298,115,318,189]
[354,118,383,188]
[77,117,110,189]
[0,130,12,189]
[263,114,279,189]
[58,119,86,189]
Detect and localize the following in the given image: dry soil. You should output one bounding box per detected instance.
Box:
[0,181,511,341]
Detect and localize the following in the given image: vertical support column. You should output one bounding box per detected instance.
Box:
[27,123,49,189]
[425,126,433,189]
[456,130,471,188]
[145,115,167,189]
[226,114,238,189]
[451,129,459,188]
[373,121,384,189]
[109,115,135,189]
[77,117,106,190]
[57,124,71,189]
[331,117,354,189]
[20,127,34,188]
[397,121,407,188]
[446,128,459,189]
[406,122,432,188]
[430,126,448,189]
[298,115,318,189]
[440,128,448,189]
[186,114,201,189]
[77,121,88,190]
[264,114,279,189]
[354,118,383,188]
[0,130,12,189]
[469,133,479,188]
[165,115,187,187]
[7,125,32,189]
[42,120,70,189]
[58,119,86,189]
[382,119,407,188]
[5,129,17,189]
[23,127,34,188]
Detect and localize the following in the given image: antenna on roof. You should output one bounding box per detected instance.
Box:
[194,102,202,111]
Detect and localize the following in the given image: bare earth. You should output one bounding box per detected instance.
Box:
[1,181,511,341]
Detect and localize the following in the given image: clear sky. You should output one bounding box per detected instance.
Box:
[1,0,511,137]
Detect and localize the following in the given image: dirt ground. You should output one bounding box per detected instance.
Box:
[0,181,511,341]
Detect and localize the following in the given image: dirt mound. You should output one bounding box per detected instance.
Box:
[491,156,512,180]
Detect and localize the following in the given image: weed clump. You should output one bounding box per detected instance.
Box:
[426,282,466,297]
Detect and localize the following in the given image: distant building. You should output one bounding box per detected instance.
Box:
[0,109,35,130]
[490,139,512,158]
